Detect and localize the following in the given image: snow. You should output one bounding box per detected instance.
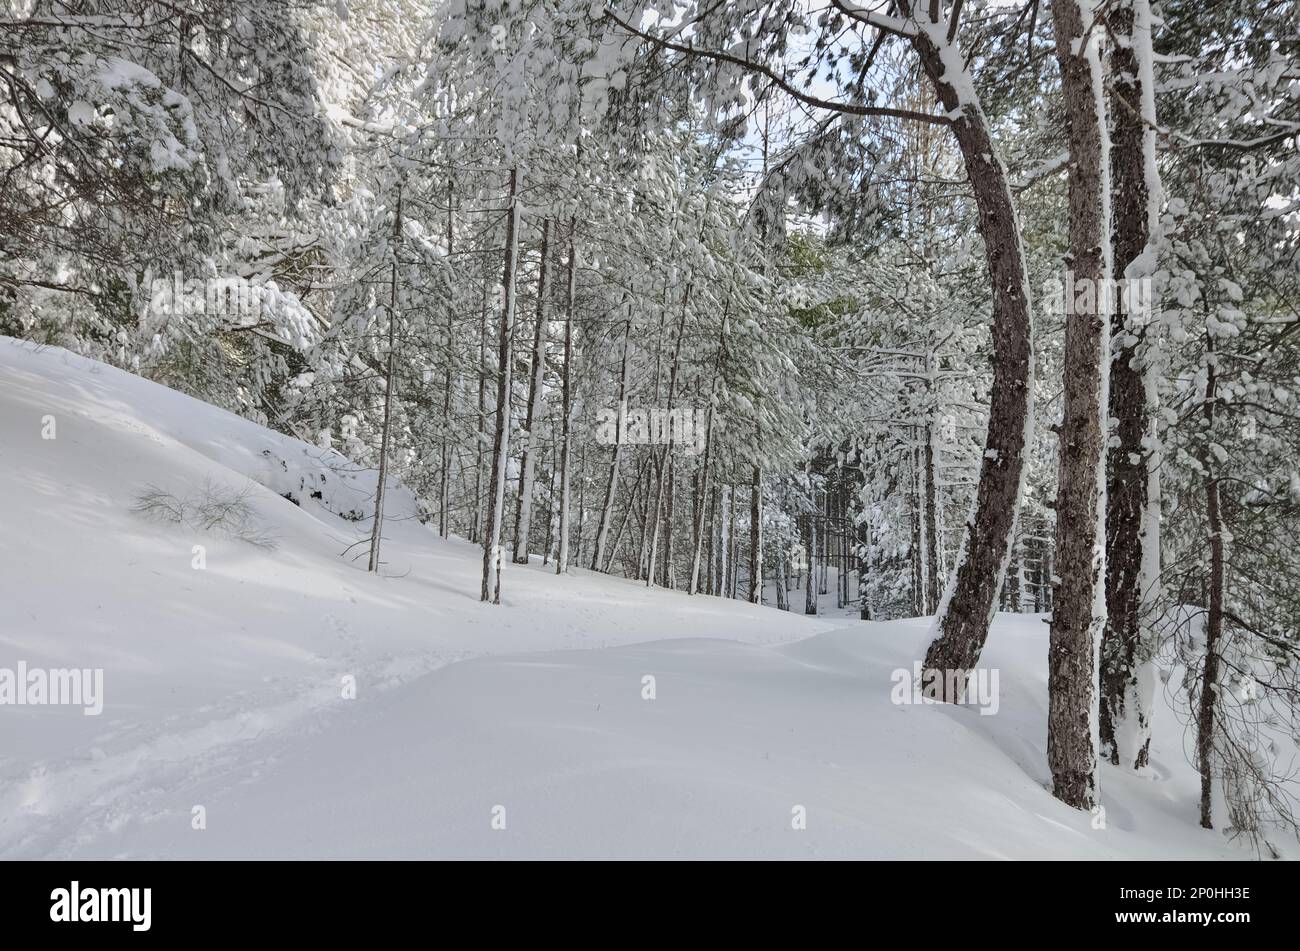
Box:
[0,337,1256,858]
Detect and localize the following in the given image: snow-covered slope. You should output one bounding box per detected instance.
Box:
[0,337,1247,858]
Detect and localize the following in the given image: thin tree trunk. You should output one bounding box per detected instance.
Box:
[471,268,489,545]
[924,421,941,614]
[605,453,651,575]
[368,185,402,573]
[556,218,578,574]
[688,416,715,595]
[1197,350,1223,829]
[514,219,552,564]
[748,465,763,603]
[592,305,632,571]
[723,483,735,597]
[481,168,521,603]
[804,510,818,615]
[439,179,454,539]
[646,284,691,588]
[818,492,829,596]
[911,440,925,616]
[1007,533,1023,612]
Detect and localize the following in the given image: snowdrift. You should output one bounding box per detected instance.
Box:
[0,337,1248,858]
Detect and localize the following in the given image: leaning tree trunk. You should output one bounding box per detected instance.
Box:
[1046,0,1111,811]
[1100,0,1162,771]
[514,219,552,564]
[556,218,578,574]
[911,9,1036,687]
[481,168,521,603]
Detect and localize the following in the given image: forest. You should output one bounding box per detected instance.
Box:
[2,0,1298,860]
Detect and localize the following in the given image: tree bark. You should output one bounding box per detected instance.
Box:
[1046,0,1111,811]
[471,267,489,545]
[748,465,763,603]
[1100,0,1161,771]
[438,178,454,539]
[1197,350,1223,829]
[556,218,578,574]
[591,304,632,571]
[368,185,402,573]
[911,9,1036,684]
[481,168,521,603]
[513,219,551,564]
[923,419,941,614]
[804,510,818,615]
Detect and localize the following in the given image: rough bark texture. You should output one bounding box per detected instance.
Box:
[913,18,1035,686]
[1100,0,1156,770]
[1046,0,1109,811]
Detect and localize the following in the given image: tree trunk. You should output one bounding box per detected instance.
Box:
[556,218,578,574]
[804,511,818,615]
[727,483,738,598]
[911,441,924,616]
[923,421,941,614]
[368,185,402,573]
[471,268,489,545]
[438,178,454,539]
[592,305,632,571]
[1197,350,1224,829]
[688,413,716,595]
[481,168,521,603]
[1100,0,1162,771]
[748,466,763,603]
[1046,0,1111,811]
[912,9,1036,684]
[514,219,551,564]
[646,285,691,588]
[1006,534,1022,612]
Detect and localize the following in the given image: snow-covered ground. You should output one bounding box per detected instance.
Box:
[0,336,1250,858]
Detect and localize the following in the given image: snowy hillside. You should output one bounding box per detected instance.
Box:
[0,338,1248,858]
